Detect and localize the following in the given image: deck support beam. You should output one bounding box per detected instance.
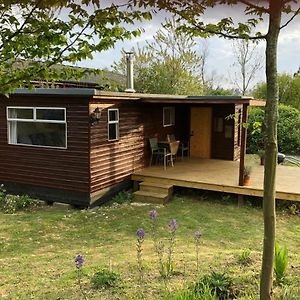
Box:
[239,104,249,186]
[238,194,245,207]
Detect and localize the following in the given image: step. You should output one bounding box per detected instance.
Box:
[133,190,169,204]
[139,181,173,195]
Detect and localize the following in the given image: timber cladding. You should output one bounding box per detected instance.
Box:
[0,95,90,204]
[90,101,145,194]
[89,102,186,194]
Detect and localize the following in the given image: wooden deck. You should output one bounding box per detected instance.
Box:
[132,159,300,202]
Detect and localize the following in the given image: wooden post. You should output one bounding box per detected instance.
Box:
[238,195,245,207]
[133,180,139,192]
[239,104,249,186]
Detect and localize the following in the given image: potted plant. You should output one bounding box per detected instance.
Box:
[257,149,265,165]
[243,165,252,186]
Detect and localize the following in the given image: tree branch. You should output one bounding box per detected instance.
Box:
[0,0,42,51]
[238,0,269,13]
[194,23,266,40]
[280,6,300,30]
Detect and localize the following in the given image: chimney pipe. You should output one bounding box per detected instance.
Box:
[125,52,135,93]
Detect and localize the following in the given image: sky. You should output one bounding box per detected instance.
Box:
[76,3,300,90]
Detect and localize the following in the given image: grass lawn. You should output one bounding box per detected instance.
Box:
[0,193,299,299]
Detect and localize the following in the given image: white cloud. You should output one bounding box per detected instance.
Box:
[77,5,300,89]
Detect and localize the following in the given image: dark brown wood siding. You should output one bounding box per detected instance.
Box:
[90,102,145,193]
[89,102,190,194]
[0,96,90,197]
[211,104,235,160]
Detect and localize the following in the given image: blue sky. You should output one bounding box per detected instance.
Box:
[76,4,300,90]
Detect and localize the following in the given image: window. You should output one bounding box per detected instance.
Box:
[163,107,175,127]
[108,109,119,141]
[7,107,67,149]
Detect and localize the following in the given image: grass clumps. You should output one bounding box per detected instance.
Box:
[238,249,252,266]
[274,242,288,286]
[91,268,121,289]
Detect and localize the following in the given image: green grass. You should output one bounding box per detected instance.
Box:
[0,195,299,299]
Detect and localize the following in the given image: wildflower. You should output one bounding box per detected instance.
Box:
[149,209,158,220]
[168,219,177,232]
[136,228,145,239]
[194,231,202,240]
[75,254,84,269]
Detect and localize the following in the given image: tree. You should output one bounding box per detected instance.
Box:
[112,18,204,95]
[0,0,151,95]
[132,0,300,298]
[231,39,263,95]
[253,73,300,110]
[248,105,300,154]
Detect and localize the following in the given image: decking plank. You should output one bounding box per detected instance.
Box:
[132,158,300,202]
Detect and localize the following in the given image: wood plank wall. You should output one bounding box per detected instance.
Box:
[89,102,189,194]
[90,102,145,194]
[0,96,90,194]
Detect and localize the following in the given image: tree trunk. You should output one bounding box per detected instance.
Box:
[260,2,282,299]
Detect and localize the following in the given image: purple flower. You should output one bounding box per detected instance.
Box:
[194,231,202,240]
[136,228,145,239]
[149,209,158,220]
[169,219,177,232]
[75,254,84,269]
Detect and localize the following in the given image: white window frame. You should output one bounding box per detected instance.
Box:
[7,106,67,149]
[163,107,175,127]
[108,108,119,141]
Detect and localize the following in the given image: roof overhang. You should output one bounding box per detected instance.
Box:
[5,88,265,106]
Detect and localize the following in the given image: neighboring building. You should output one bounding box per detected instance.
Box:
[0,88,261,206]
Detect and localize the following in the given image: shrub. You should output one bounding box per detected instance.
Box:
[247,104,300,154]
[195,272,236,300]
[112,190,133,204]
[0,192,40,214]
[274,242,288,285]
[90,268,121,289]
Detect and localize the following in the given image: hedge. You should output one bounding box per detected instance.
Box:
[247,104,300,154]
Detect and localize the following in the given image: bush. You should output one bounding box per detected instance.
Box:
[111,190,133,204]
[194,272,237,299]
[247,104,300,154]
[90,268,121,289]
[0,188,40,214]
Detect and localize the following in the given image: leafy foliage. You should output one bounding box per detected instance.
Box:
[0,1,151,95]
[0,187,40,213]
[113,18,203,95]
[90,268,121,289]
[195,272,236,300]
[247,105,300,154]
[253,73,300,110]
[274,242,288,286]
[111,191,133,204]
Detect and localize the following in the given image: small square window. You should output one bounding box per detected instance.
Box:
[163,107,175,127]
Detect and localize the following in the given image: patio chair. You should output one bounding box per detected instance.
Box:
[167,134,189,158]
[149,137,165,166]
[164,140,180,170]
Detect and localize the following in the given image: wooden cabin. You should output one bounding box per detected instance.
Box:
[0,88,262,206]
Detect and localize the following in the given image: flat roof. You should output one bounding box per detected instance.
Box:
[5,88,265,106]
